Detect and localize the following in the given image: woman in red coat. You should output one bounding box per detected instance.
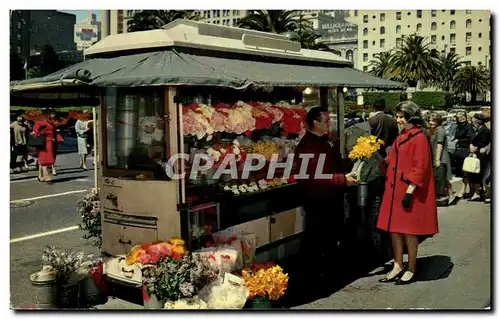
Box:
[376,101,438,285]
[33,109,62,183]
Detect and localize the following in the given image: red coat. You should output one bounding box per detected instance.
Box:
[376,127,439,235]
[33,120,62,166]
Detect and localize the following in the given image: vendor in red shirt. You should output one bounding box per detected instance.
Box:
[293,107,357,285]
[376,101,439,285]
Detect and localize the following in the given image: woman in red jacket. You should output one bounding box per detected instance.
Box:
[33,109,63,183]
[376,101,439,285]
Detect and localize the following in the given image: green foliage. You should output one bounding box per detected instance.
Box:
[390,34,440,87]
[411,92,446,108]
[363,92,406,111]
[127,10,199,32]
[238,10,300,34]
[143,253,218,302]
[77,189,101,249]
[453,65,490,104]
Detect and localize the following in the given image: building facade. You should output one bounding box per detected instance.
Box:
[346,10,491,72]
[10,10,76,58]
[75,11,102,51]
[303,12,358,68]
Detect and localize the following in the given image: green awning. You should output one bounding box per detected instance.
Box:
[10,48,405,91]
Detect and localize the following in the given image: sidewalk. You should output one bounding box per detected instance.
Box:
[296,200,491,309]
[96,200,490,310]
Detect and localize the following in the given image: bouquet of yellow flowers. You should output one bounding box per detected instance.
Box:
[241,263,289,301]
[347,135,385,184]
[348,135,384,161]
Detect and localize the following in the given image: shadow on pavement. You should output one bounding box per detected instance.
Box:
[413,255,454,282]
[51,175,89,184]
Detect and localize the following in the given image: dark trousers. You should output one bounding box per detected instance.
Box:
[299,200,345,275]
[434,165,448,198]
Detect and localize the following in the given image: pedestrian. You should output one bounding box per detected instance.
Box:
[32,109,62,184]
[429,114,455,205]
[465,113,491,201]
[345,111,359,128]
[10,115,30,172]
[293,107,357,286]
[367,99,399,157]
[453,112,474,198]
[376,101,439,285]
[75,113,90,170]
[50,112,64,176]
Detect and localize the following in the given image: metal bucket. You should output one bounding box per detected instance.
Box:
[357,182,369,208]
[30,266,57,309]
[57,282,80,309]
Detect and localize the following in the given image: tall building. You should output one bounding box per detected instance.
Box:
[10,10,76,58]
[101,10,129,37]
[75,11,102,51]
[302,12,358,68]
[346,10,491,72]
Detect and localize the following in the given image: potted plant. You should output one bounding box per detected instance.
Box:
[41,246,91,308]
[241,262,289,309]
[77,188,101,249]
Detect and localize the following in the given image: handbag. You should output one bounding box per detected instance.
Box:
[462,153,481,174]
[27,133,46,148]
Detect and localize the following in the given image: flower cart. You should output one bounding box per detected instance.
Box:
[10,19,405,304]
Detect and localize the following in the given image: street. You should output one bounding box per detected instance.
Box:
[10,150,99,308]
[9,150,491,309]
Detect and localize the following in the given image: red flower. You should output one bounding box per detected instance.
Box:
[288,175,296,183]
[205,241,213,247]
[172,251,182,261]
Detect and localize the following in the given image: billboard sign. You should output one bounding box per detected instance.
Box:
[75,26,98,42]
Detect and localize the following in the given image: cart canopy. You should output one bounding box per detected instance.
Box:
[11,19,405,92]
[10,48,404,91]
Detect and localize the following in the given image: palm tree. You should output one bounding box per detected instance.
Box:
[434,52,463,92]
[287,29,341,55]
[453,65,490,104]
[127,10,199,32]
[369,51,395,79]
[390,34,440,88]
[238,10,300,34]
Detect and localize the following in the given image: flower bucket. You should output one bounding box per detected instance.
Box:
[246,296,272,309]
[57,282,80,309]
[357,182,370,208]
[142,286,162,309]
[80,276,103,306]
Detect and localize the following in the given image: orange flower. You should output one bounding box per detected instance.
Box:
[242,265,289,300]
[168,237,185,247]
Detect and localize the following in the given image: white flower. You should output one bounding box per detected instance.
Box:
[233,147,240,155]
[207,134,213,141]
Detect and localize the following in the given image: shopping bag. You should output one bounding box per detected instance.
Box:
[462,153,481,174]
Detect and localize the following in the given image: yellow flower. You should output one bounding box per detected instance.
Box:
[348,135,385,161]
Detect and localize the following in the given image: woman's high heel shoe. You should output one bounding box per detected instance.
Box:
[395,271,417,285]
[378,268,405,283]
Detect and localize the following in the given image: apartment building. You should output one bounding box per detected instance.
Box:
[193,10,247,26]
[346,10,491,72]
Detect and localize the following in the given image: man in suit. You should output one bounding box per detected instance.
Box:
[368,99,399,156]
